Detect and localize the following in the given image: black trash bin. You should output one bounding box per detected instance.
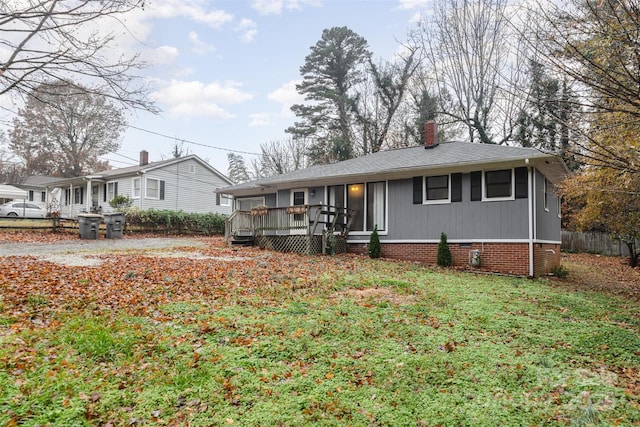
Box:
[78,214,102,239]
[103,212,125,239]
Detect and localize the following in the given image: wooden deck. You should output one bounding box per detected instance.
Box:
[225,205,353,255]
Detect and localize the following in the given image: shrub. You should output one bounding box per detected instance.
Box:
[109,195,133,210]
[551,264,569,278]
[368,225,381,259]
[437,232,452,267]
[124,208,226,235]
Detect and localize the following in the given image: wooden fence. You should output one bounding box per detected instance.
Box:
[561,231,637,257]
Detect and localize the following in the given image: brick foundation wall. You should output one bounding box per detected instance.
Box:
[348,242,536,277]
[533,243,561,277]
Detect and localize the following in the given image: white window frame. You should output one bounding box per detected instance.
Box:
[107,182,117,202]
[220,194,231,207]
[543,178,550,212]
[189,164,196,174]
[423,174,451,205]
[146,177,160,200]
[132,178,141,199]
[236,197,265,211]
[557,194,562,218]
[482,169,515,202]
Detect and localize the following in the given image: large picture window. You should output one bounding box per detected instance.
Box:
[145,178,165,200]
[348,182,386,232]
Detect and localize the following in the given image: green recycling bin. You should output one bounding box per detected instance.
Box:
[103,212,125,239]
[78,214,102,239]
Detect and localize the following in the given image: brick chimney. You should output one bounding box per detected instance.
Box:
[424,120,438,149]
[140,150,149,166]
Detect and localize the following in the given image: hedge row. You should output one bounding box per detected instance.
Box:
[124,209,226,236]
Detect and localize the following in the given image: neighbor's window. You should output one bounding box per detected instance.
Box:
[40,191,46,203]
[132,178,141,198]
[146,178,165,200]
[425,175,449,202]
[484,169,512,199]
[73,187,83,205]
[107,182,118,202]
[189,164,196,174]
[28,190,34,201]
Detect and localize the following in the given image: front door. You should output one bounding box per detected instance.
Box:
[290,189,307,234]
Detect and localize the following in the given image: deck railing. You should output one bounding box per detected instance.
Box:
[225,204,352,243]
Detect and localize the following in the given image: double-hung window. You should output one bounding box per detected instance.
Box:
[146,178,165,200]
[132,178,141,199]
[425,175,449,202]
[106,182,118,202]
[483,169,513,200]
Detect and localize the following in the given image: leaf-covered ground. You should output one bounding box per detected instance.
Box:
[1,232,639,426]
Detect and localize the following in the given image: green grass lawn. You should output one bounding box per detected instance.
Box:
[1,252,639,426]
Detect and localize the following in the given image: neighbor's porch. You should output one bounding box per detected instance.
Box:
[224,204,354,255]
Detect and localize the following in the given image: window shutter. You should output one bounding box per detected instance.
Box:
[470,171,482,201]
[103,184,107,202]
[159,181,165,200]
[515,167,528,199]
[114,182,118,196]
[413,177,423,204]
[216,193,221,206]
[451,173,462,202]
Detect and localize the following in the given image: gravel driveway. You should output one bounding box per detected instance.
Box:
[0,237,211,266]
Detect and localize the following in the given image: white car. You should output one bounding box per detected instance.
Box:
[0,201,47,218]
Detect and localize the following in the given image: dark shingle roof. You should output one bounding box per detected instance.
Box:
[222,141,566,193]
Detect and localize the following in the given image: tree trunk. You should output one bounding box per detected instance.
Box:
[624,241,638,268]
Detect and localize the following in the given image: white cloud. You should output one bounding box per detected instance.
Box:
[150,0,233,28]
[188,31,216,54]
[249,113,272,127]
[236,18,258,43]
[249,80,303,126]
[250,0,321,15]
[268,80,303,115]
[398,0,430,10]
[251,0,284,15]
[147,45,180,64]
[151,80,253,119]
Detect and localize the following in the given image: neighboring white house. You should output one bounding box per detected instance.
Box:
[15,175,59,206]
[48,151,233,219]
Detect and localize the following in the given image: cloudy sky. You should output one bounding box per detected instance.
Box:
[3,0,428,175]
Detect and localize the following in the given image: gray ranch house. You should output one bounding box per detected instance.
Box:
[48,151,233,218]
[222,123,568,277]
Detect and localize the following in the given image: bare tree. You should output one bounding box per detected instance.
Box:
[415,0,528,144]
[354,42,421,154]
[10,81,126,177]
[0,0,156,112]
[527,0,640,172]
[252,138,309,178]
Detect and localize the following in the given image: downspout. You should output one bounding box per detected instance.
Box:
[527,160,534,277]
